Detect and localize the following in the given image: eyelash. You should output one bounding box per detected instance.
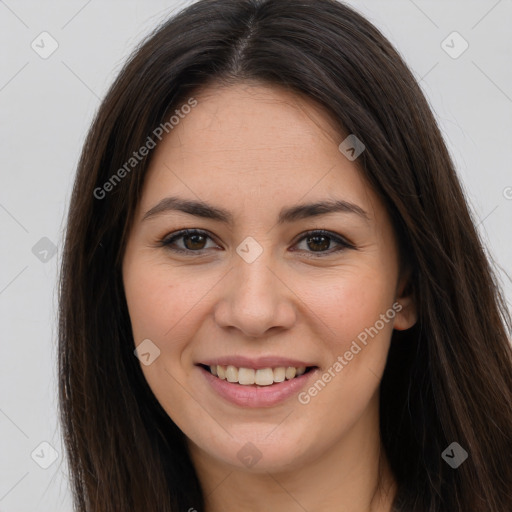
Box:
[159,229,355,257]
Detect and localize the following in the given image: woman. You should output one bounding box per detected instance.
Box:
[58,0,512,510]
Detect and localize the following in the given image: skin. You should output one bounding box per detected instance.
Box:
[122,82,417,512]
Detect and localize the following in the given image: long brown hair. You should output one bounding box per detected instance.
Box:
[58,0,512,510]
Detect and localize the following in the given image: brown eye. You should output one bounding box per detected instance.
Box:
[293,230,353,256]
[182,232,207,250]
[305,234,331,252]
[161,229,218,253]
[161,229,353,257]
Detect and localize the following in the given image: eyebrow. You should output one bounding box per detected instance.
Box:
[142,195,369,225]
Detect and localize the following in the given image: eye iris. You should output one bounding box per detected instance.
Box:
[175,232,337,252]
[184,233,207,250]
[307,234,330,252]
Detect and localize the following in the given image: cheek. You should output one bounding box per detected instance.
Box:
[123,259,210,424]
[124,259,208,345]
[294,266,396,410]
[299,266,397,346]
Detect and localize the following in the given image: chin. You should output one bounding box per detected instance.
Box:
[193,427,316,474]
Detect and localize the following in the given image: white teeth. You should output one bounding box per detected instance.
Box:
[255,368,274,386]
[285,367,297,380]
[225,365,238,383]
[273,367,286,382]
[238,367,255,385]
[209,364,310,385]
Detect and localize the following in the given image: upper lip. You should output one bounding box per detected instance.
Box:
[198,355,317,369]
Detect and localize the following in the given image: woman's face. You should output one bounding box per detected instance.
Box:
[122,82,415,474]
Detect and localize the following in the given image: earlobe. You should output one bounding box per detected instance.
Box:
[393,295,417,331]
[393,272,417,331]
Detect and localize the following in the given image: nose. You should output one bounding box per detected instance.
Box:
[213,251,297,338]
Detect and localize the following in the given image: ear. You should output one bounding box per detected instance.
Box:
[393,268,417,331]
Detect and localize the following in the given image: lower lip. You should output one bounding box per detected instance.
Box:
[198,366,319,408]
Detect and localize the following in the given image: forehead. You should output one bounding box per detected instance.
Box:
[139,82,379,221]
[160,82,343,163]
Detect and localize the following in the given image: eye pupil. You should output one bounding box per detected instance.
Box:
[184,233,206,250]
[163,229,347,256]
[307,235,330,252]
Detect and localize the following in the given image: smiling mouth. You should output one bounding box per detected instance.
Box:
[199,364,317,387]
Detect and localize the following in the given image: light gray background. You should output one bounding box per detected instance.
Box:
[1,0,511,510]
